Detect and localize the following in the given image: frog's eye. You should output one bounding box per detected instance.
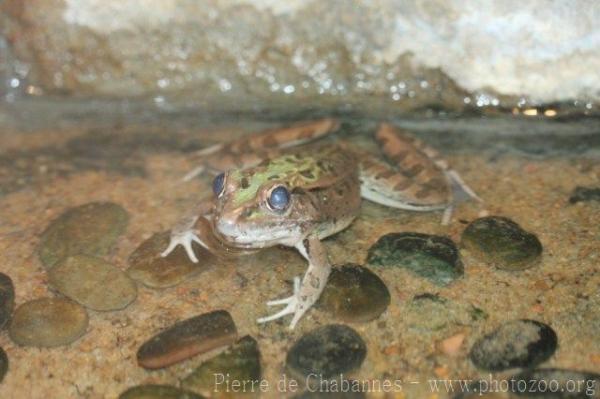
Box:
[212,173,225,197]
[267,186,290,211]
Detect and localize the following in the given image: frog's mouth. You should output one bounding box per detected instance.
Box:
[211,217,299,249]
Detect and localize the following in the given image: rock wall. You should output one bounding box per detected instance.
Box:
[1,0,599,113]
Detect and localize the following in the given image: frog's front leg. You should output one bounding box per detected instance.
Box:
[257,235,331,329]
[161,199,213,263]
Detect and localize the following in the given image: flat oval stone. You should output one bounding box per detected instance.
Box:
[404,293,487,332]
[48,255,137,311]
[317,264,390,323]
[469,319,557,371]
[286,324,366,381]
[127,231,210,289]
[461,216,542,271]
[119,384,205,399]
[38,202,129,268]
[9,298,88,347]
[0,273,15,330]
[182,335,261,397]
[569,186,600,204]
[0,347,7,383]
[509,368,600,398]
[137,310,238,369]
[367,232,463,286]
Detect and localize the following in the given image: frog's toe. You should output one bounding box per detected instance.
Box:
[160,231,204,263]
[257,277,301,325]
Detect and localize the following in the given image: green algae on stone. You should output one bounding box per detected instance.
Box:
[461,216,542,271]
[367,232,463,286]
[48,254,137,311]
[127,231,210,289]
[469,319,557,371]
[38,202,129,268]
[0,347,7,383]
[404,293,487,333]
[9,298,88,347]
[317,264,390,323]
[182,336,261,398]
[0,272,15,330]
[509,368,600,398]
[286,324,366,382]
[119,384,205,399]
[137,310,238,369]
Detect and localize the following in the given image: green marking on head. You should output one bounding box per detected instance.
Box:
[229,153,324,207]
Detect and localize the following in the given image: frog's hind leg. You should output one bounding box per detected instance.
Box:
[257,235,330,329]
[185,118,341,181]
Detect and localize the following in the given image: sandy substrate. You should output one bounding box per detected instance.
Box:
[0,123,599,399]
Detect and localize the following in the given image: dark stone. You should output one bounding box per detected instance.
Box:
[317,264,390,323]
[404,293,487,332]
[510,368,600,398]
[127,231,210,289]
[569,186,600,204]
[286,324,366,381]
[461,216,542,271]
[293,384,367,398]
[9,298,88,347]
[0,273,15,330]
[469,319,557,371]
[119,384,205,399]
[182,336,261,397]
[367,232,463,286]
[0,347,7,383]
[49,255,137,311]
[38,202,129,268]
[137,310,238,369]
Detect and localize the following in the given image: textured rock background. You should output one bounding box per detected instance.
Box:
[1,0,599,113]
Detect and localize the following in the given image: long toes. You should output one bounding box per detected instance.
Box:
[161,241,178,258]
[183,243,199,263]
[266,297,293,306]
[257,305,295,324]
[292,276,301,294]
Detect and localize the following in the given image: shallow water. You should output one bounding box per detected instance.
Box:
[0,100,599,398]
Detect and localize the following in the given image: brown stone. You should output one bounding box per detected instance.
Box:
[137,310,237,369]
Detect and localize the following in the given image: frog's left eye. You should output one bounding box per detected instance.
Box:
[212,173,225,197]
[267,186,290,211]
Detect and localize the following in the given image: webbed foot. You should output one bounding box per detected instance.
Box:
[161,230,205,263]
[257,277,307,329]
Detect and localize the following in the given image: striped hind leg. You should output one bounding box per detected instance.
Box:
[185,118,341,180]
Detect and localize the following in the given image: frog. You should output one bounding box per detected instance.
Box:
[161,118,481,329]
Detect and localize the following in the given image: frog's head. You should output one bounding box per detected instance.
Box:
[210,168,311,248]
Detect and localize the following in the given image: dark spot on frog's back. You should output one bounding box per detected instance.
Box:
[300,170,315,179]
[241,177,250,189]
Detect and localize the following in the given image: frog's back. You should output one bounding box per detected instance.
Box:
[255,145,357,190]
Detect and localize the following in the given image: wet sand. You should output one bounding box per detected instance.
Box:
[0,120,599,398]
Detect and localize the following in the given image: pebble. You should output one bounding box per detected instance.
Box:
[127,231,210,289]
[119,384,205,399]
[181,335,261,397]
[48,255,137,311]
[293,386,366,398]
[461,216,542,271]
[38,202,129,268]
[0,347,7,383]
[0,273,15,330]
[367,232,463,286]
[404,293,487,332]
[9,298,88,347]
[286,324,366,381]
[469,319,557,371]
[137,310,238,369]
[317,264,390,323]
[510,368,600,398]
[569,186,600,204]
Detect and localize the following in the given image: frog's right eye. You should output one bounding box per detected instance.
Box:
[212,173,225,197]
